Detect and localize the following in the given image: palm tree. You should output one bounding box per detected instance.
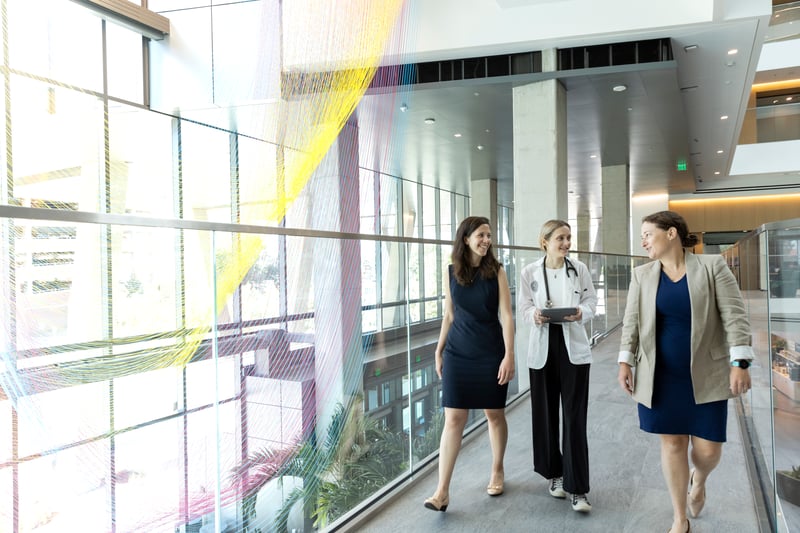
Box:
[230,395,410,532]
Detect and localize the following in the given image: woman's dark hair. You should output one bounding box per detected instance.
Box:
[451,216,501,286]
[642,210,699,248]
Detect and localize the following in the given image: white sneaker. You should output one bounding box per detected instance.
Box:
[571,493,592,512]
[548,477,566,498]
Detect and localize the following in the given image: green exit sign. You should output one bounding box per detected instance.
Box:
[677,160,687,171]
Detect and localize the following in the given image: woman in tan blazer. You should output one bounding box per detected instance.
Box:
[617,211,753,533]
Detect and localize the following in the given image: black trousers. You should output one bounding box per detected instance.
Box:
[529,323,591,494]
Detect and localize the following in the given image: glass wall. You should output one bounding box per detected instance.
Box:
[0,2,644,531]
[722,218,800,533]
[0,211,642,533]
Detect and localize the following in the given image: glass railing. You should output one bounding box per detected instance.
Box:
[740,101,800,145]
[0,204,646,532]
[722,218,800,533]
[766,1,800,43]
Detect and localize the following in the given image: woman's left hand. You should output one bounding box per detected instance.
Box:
[730,367,751,395]
[563,307,582,322]
[497,354,515,385]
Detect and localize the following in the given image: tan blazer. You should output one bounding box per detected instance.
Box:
[619,253,754,408]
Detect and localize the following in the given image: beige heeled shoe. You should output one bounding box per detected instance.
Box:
[423,494,449,512]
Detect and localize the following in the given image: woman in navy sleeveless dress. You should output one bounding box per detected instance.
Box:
[423,216,515,513]
[442,263,508,408]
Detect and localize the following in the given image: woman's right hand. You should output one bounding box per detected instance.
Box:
[434,351,443,379]
[534,309,549,326]
[618,363,634,395]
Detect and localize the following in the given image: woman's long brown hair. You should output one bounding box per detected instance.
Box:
[451,216,501,286]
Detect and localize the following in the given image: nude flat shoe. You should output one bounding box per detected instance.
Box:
[486,481,504,496]
[487,473,504,496]
[423,494,449,512]
[688,469,706,518]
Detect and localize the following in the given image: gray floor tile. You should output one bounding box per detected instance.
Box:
[345,330,760,533]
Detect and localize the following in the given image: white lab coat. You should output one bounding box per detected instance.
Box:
[518,257,598,369]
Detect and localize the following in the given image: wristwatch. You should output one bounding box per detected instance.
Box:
[731,359,751,370]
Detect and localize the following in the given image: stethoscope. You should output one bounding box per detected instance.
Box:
[541,257,578,308]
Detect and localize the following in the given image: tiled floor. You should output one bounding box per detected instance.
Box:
[344,329,760,533]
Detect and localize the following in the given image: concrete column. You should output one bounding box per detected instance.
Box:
[576,210,592,267]
[471,178,498,233]
[600,165,630,255]
[309,118,363,440]
[630,194,669,255]
[511,59,567,395]
[512,78,568,248]
[577,210,591,252]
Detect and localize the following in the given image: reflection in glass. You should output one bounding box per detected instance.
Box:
[106,22,145,104]
[111,225,179,337]
[108,105,175,218]
[115,419,183,532]
[114,367,183,430]
[186,403,241,527]
[241,236,282,322]
[16,383,109,458]
[11,76,104,213]
[18,440,110,531]
[287,236,313,317]
[8,0,103,91]
[181,122,232,223]
[238,137,280,227]
[14,220,104,353]
[186,356,240,409]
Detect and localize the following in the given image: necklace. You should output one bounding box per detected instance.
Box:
[542,264,564,308]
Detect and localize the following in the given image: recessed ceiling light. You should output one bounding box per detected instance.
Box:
[474,92,480,96]
[717,150,724,154]
[720,115,729,120]
[424,118,435,124]
[612,84,627,92]
[589,154,597,159]
[788,96,794,101]
[684,44,698,51]
[728,48,738,55]
[400,103,408,112]
[477,145,484,150]
[453,133,462,138]
[773,99,779,104]
[485,129,491,133]
[714,171,721,175]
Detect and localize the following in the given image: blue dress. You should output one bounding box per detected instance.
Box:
[637,271,728,442]
[442,265,508,409]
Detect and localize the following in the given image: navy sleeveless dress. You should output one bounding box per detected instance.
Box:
[638,271,727,442]
[442,265,508,409]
